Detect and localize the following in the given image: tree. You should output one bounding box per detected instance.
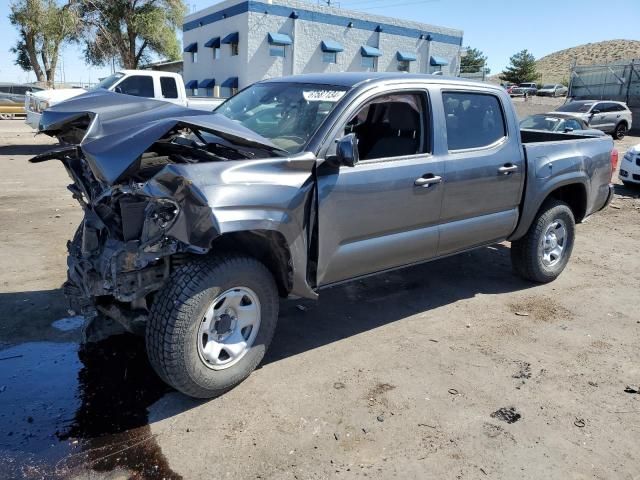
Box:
[79,0,186,70]
[460,47,488,74]
[500,49,540,84]
[9,0,79,85]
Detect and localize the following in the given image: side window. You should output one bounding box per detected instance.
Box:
[342,93,427,161]
[115,76,155,97]
[160,77,178,99]
[0,86,11,93]
[565,119,582,130]
[443,92,506,150]
[11,86,28,95]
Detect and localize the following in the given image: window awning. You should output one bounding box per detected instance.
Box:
[221,32,239,44]
[205,37,221,48]
[183,42,198,53]
[430,55,449,66]
[185,80,198,89]
[221,77,238,88]
[199,79,216,88]
[397,51,417,62]
[268,32,292,45]
[321,40,344,53]
[361,46,382,57]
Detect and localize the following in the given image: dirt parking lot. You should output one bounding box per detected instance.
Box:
[0,113,639,479]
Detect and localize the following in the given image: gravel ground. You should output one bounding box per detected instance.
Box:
[0,119,639,480]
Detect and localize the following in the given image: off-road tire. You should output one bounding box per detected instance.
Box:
[510,199,575,283]
[613,122,627,140]
[146,255,279,398]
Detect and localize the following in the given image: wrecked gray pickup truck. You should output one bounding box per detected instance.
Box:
[32,73,616,398]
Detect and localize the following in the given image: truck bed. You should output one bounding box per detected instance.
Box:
[520,129,599,143]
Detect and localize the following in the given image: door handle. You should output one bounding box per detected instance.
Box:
[414,175,442,187]
[498,164,518,175]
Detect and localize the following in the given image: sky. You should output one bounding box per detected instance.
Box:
[1,0,639,83]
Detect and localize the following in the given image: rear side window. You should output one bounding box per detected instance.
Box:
[160,77,178,99]
[11,86,28,95]
[115,75,155,97]
[443,92,506,150]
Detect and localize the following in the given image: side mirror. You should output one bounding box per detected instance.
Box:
[591,109,600,115]
[563,127,574,133]
[335,133,359,167]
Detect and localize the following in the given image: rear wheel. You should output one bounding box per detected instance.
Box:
[613,122,628,140]
[146,255,279,398]
[511,200,575,283]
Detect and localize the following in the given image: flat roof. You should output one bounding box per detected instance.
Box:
[184,0,463,46]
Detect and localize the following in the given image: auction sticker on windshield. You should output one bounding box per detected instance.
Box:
[303,90,346,102]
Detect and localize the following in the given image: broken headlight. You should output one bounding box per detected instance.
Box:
[119,196,180,244]
[141,198,180,243]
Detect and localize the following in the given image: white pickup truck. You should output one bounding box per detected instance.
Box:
[25,70,224,129]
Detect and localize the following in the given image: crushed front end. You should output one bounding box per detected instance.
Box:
[30,91,287,332]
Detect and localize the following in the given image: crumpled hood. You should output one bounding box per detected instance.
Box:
[38,90,282,185]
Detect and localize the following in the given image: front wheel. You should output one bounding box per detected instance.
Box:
[146,255,279,398]
[511,200,575,283]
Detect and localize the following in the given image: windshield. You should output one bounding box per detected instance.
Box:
[542,84,555,89]
[93,72,125,91]
[216,82,349,153]
[556,102,593,113]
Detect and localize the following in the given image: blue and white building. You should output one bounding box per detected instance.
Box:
[183,0,464,97]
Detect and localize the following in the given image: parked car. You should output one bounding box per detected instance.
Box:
[520,113,605,136]
[25,70,224,129]
[0,82,43,119]
[619,144,640,187]
[537,84,568,97]
[555,100,632,139]
[510,82,538,97]
[32,73,616,398]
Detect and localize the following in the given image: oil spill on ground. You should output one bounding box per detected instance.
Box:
[0,334,182,479]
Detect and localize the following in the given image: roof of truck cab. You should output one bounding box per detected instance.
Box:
[260,72,497,90]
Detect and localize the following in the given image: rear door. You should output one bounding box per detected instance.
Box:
[436,89,524,256]
[159,76,182,104]
[316,89,444,286]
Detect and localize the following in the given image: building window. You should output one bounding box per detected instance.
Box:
[191,51,197,63]
[323,51,337,64]
[220,87,237,98]
[231,43,239,56]
[213,48,220,60]
[398,60,410,72]
[270,44,286,57]
[206,88,214,97]
[192,88,199,96]
[361,56,375,70]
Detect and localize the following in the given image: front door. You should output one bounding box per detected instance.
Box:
[437,90,525,256]
[316,91,444,286]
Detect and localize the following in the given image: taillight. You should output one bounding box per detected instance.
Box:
[610,148,619,182]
